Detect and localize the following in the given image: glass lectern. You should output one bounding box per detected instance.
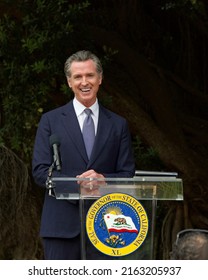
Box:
[50,173,183,260]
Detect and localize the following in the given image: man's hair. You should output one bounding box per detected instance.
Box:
[170,229,208,260]
[64,50,103,78]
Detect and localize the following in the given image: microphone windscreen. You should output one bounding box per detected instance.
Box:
[49,134,60,146]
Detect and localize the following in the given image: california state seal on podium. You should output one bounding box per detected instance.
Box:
[86,193,149,257]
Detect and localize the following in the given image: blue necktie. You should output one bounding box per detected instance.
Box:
[82,108,95,159]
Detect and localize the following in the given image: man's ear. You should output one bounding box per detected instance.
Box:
[99,76,102,85]
[67,77,71,88]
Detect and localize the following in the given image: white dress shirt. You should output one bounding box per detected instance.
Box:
[73,98,99,135]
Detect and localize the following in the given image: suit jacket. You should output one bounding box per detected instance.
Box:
[32,100,135,238]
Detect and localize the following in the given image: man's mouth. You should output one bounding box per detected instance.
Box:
[80,88,91,93]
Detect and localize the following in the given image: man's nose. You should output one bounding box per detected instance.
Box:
[81,76,88,85]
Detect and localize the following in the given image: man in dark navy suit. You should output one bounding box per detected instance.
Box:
[32,50,135,259]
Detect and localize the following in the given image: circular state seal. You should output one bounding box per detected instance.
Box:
[86,193,149,257]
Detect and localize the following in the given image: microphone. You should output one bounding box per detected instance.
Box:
[49,134,61,171]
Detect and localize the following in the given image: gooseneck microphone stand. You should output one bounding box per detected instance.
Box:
[46,162,55,196]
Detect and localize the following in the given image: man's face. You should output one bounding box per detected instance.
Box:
[67,59,102,107]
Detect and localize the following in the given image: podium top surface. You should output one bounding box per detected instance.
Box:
[51,176,183,201]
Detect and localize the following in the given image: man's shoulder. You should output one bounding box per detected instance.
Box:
[43,101,73,117]
[99,104,126,121]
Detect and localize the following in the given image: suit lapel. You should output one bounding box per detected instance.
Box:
[61,102,88,162]
[89,106,113,165]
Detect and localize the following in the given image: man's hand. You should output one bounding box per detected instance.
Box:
[76,169,106,196]
[76,169,105,179]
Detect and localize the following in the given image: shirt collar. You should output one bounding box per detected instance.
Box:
[73,98,98,117]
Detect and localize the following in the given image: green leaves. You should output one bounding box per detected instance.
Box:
[133,136,165,171]
[22,33,49,54]
[0,0,90,162]
[31,60,47,73]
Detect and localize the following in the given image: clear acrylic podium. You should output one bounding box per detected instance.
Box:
[50,172,183,260]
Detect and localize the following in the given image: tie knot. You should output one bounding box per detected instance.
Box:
[84,108,92,116]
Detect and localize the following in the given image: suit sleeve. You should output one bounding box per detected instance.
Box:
[32,114,61,187]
